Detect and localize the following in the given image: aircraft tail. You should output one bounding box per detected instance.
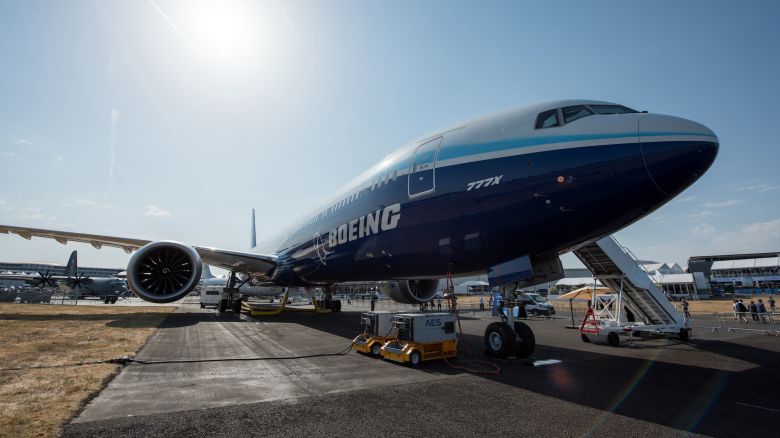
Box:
[201,264,215,279]
[64,250,77,276]
[250,208,257,250]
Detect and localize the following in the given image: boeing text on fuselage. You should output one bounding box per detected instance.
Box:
[327,203,401,250]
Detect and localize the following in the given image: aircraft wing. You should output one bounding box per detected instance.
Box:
[0,272,44,282]
[0,225,277,277]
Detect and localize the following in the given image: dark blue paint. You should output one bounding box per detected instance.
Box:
[268,139,717,286]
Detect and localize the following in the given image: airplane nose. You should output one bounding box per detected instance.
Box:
[639,114,719,196]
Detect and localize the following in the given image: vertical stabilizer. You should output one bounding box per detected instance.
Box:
[250,208,257,250]
[64,250,77,276]
[201,264,215,279]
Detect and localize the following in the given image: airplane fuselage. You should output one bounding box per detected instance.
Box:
[63,278,127,298]
[257,100,718,287]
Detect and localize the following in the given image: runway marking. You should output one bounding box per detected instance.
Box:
[532,359,562,367]
[734,402,778,412]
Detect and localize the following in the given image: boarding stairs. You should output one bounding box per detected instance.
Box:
[573,235,684,333]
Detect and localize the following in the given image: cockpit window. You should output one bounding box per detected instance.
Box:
[589,104,638,115]
[535,109,560,129]
[562,105,593,124]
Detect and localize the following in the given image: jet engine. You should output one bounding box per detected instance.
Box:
[126,241,202,303]
[381,279,440,304]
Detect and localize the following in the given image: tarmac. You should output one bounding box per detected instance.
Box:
[63,303,780,437]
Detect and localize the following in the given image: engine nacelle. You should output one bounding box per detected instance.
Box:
[381,279,440,304]
[126,241,202,304]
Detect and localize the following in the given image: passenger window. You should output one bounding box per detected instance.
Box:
[589,105,638,114]
[535,109,560,129]
[562,105,593,123]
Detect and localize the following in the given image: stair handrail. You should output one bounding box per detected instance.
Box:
[610,235,654,278]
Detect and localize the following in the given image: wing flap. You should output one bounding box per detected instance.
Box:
[194,247,277,276]
[0,225,149,254]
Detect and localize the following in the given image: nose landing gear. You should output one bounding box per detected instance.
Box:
[484,296,536,359]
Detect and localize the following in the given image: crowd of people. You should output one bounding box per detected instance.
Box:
[731,297,775,323]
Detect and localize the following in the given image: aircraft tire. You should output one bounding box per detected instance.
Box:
[218,299,227,313]
[513,321,535,358]
[484,322,516,359]
[333,300,341,312]
[110,297,118,304]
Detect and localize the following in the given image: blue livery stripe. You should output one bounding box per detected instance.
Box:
[438,131,715,162]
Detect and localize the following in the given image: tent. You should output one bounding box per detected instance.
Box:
[556,286,612,301]
[556,286,612,328]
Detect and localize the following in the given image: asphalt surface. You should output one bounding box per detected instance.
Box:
[64,304,780,437]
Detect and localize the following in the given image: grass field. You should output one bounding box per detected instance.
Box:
[0,303,174,438]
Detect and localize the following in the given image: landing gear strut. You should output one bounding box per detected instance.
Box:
[483,285,536,359]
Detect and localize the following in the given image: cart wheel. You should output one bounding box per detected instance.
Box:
[581,333,590,343]
[409,350,421,367]
[484,322,516,358]
[370,342,382,357]
[200,303,205,308]
[678,328,690,341]
[218,299,227,313]
[513,321,536,358]
[607,332,620,347]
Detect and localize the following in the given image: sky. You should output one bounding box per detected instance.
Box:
[1,0,779,273]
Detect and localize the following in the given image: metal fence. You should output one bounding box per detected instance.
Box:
[687,311,723,333]
[720,311,778,335]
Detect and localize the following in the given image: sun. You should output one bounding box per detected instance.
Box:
[173,0,274,72]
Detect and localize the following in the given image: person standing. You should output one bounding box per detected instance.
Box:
[737,300,749,322]
[479,296,485,311]
[757,299,768,323]
[437,296,442,311]
[370,294,377,311]
[748,300,759,322]
[768,296,776,313]
[681,298,690,319]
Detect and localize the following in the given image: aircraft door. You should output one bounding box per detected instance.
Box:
[408,137,442,197]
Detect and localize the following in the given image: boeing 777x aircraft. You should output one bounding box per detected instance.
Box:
[0,100,718,357]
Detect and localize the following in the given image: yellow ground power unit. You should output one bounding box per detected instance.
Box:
[353,311,396,356]
[380,313,458,366]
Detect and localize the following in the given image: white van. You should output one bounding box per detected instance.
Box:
[516,292,556,317]
[200,286,223,308]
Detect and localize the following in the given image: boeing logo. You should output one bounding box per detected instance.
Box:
[327,203,401,249]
